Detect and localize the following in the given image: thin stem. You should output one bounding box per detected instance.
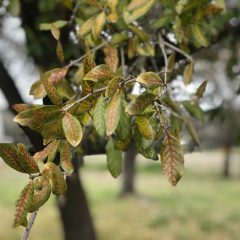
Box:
[66,42,107,68]
[69,1,81,24]
[63,86,107,111]
[158,34,168,85]
[162,39,193,63]
[120,46,126,77]
[21,211,38,240]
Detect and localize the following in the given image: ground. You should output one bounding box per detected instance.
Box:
[0,148,240,240]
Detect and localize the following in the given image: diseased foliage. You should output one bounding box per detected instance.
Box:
[0,0,227,235]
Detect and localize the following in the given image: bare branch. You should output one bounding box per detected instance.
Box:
[21,211,38,240]
[158,34,168,85]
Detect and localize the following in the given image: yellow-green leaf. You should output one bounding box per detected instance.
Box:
[62,112,83,147]
[83,64,114,82]
[13,181,34,227]
[105,76,121,98]
[191,23,209,47]
[29,177,51,212]
[105,91,121,136]
[136,72,163,89]
[125,92,155,115]
[60,140,74,174]
[44,162,67,195]
[93,94,106,137]
[135,116,154,140]
[106,139,122,178]
[183,63,193,85]
[77,17,95,38]
[196,80,207,99]
[92,11,106,40]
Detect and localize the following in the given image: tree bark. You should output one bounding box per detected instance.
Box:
[0,61,96,239]
[58,156,96,240]
[121,144,137,196]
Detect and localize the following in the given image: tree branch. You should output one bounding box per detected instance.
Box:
[21,211,38,240]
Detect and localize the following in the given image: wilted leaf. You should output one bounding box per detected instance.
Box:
[160,131,184,186]
[183,63,193,85]
[93,94,106,137]
[136,72,163,89]
[60,140,73,174]
[13,181,34,227]
[62,112,83,147]
[44,162,67,195]
[106,139,122,178]
[17,143,39,174]
[125,92,155,115]
[0,144,25,173]
[83,64,114,82]
[105,91,121,136]
[92,11,106,40]
[196,80,207,99]
[104,46,119,72]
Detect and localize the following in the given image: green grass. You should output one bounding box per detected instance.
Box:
[1,149,240,240]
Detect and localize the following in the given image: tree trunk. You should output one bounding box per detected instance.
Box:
[58,155,96,240]
[121,144,137,196]
[0,62,96,240]
[222,145,231,178]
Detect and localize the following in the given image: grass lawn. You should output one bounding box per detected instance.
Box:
[0,149,240,240]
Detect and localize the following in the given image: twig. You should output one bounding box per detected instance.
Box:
[63,86,107,111]
[66,41,107,68]
[158,34,168,85]
[69,1,81,24]
[161,39,193,63]
[21,211,38,240]
[120,46,126,77]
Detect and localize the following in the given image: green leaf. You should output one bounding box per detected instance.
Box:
[185,120,200,146]
[196,80,207,99]
[83,64,114,82]
[125,92,155,115]
[93,94,106,137]
[39,20,68,30]
[60,140,74,174]
[182,101,205,121]
[191,23,209,47]
[136,72,163,89]
[106,139,122,178]
[116,98,131,140]
[183,63,193,85]
[160,131,184,186]
[62,112,83,147]
[13,181,34,227]
[0,144,25,173]
[105,91,121,136]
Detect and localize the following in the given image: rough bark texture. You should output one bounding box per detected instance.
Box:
[58,155,96,240]
[121,143,137,196]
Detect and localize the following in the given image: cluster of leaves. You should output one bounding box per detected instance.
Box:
[0,0,226,230]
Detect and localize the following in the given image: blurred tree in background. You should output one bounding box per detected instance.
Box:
[0,0,239,240]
